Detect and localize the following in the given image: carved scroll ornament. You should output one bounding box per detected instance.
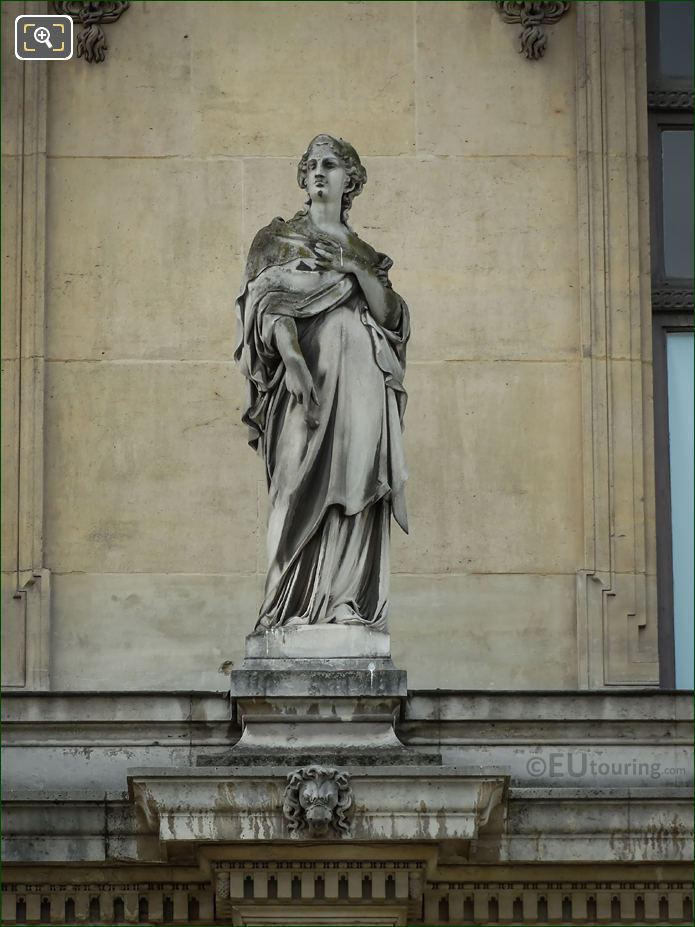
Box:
[647,89,695,111]
[283,766,353,838]
[53,1,129,63]
[495,1,571,60]
[651,288,694,312]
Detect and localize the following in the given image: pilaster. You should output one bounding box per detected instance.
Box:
[575,1,658,687]
[1,1,50,690]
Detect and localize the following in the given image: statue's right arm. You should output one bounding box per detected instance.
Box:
[273,317,319,415]
[273,316,305,369]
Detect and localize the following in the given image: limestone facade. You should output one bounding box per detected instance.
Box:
[5,0,591,691]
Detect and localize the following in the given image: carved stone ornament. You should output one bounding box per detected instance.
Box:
[651,287,694,312]
[647,89,695,111]
[494,1,570,60]
[283,766,353,838]
[53,1,129,63]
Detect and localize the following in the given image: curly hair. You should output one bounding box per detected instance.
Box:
[297,135,367,224]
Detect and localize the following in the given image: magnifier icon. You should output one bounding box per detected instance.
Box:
[33,26,53,49]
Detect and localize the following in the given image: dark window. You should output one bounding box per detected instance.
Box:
[113,896,125,923]
[636,896,646,921]
[611,896,621,921]
[647,1,694,689]
[658,1,694,78]
[662,130,694,278]
[488,896,499,922]
[438,895,449,922]
[162,896,174,922]
[88,897,100,922]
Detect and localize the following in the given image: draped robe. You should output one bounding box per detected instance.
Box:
[235,212,409,631]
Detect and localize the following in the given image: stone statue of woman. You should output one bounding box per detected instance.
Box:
[235,134,409,632]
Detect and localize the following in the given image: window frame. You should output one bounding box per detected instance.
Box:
[646,0,694,688]
[652,314,694,688]
[648,114,693,296]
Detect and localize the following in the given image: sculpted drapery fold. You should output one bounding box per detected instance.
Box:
[235,204,409,632]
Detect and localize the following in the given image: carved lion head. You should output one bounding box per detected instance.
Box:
[283,766,353,838]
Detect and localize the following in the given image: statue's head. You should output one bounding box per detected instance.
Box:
[297,134,367,223]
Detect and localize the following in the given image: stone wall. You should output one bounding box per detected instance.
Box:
[2,1,657,691]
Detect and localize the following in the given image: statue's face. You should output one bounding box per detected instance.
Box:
[305,144,347,207]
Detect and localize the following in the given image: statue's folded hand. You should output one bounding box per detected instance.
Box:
[313,240,367,277]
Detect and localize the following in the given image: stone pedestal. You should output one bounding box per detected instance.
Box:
[242,625,393,660]
[202,626,435,765]
[129,627,510,859]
